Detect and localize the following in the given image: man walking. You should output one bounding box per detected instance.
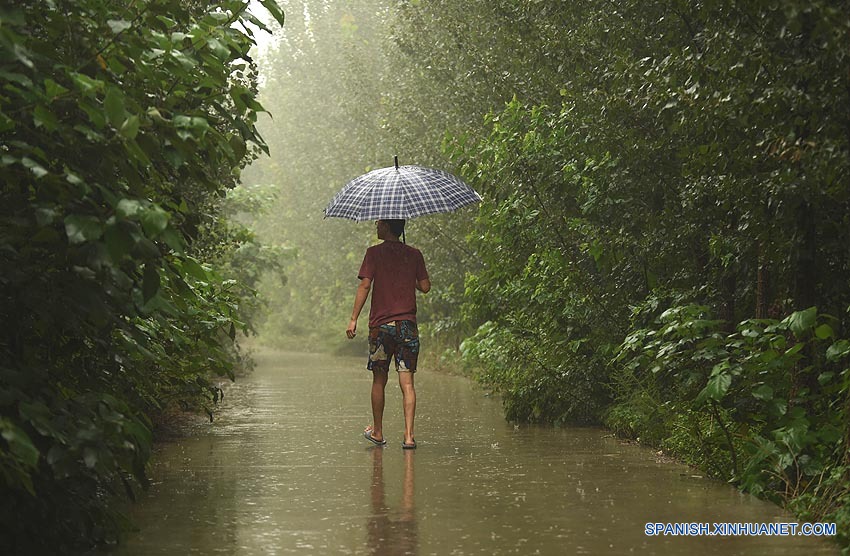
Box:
[347,219,430,449]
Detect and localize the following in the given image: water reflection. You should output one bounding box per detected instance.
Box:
[367,447,417,556]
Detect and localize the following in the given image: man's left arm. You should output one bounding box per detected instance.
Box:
[415,250,430,293]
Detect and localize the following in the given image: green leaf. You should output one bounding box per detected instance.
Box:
[785,342,805,356]
[44,78,69,99]
[243,12,270,33]
[13,42,34,68]
[161,227,185,254]
[71,72,103,95]
[817,372,835,385]
[752,384,773,401]
[83,447,98,468]
[814,323,834,340]
[104,86,125,127]
[171,50,198,70]
[107,19,132,34]
[0,112,14,132]
[156,15,176,28]
[0,69,32,86]
[181,257,208,281]
[173,115,210,140]
[697,371,731,404]
[826,340,850,362]
[146,107,167,122]
[229,135,247,160]
[142,263,160,302]
[116,199,142,218]
[259,0,286,26]
[119,115,140,139]
[0,418,40,468]
[206,38,230,60]
[79,98,107,129]
[35,207,58,226]
[33,105,59,131]
[65,169,84,186]
[124,138,151,166]
[64,214,103,244]
[21,157,48,178]
[140,205,169,237]
[785,306,817,337]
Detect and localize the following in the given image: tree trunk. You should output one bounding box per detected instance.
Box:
[756,244,770,319]
[793,201,817,310]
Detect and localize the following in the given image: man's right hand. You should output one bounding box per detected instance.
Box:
[346,318,357,339]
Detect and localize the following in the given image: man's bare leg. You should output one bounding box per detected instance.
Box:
[398,371,416,445]
[369,369,389,441]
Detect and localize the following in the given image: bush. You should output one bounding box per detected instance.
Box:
[612,304,850,536]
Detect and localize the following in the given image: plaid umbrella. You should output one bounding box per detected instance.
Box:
[323,157,482,222]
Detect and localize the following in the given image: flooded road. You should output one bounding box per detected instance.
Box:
[112,350,837,555]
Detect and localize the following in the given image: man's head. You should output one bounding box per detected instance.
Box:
[376,219,405,240]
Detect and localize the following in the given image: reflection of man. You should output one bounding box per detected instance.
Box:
[347,219,430,449]
[367,446,417,555]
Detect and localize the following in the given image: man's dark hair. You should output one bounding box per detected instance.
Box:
[384,219,405,238]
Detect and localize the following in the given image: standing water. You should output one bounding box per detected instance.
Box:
[109,350,837,555]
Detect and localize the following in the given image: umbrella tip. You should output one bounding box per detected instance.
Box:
[394,155,399,170]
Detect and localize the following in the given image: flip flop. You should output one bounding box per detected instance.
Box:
[402,439,417,450]
[364,428,386,446]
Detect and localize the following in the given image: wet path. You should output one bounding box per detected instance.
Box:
[111,350,837,555]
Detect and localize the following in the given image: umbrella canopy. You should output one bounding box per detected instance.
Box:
[323,157,482,222]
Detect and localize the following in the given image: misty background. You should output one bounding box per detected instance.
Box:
[240,0,483,358]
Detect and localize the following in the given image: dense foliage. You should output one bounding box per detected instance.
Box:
[0,0,284,550]
[436,0,850,546]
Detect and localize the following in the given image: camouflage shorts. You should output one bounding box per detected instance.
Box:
[367,320,419,373]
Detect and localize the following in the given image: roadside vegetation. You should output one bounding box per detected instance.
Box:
[0,1,285,551]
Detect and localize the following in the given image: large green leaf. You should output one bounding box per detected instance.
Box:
[0,418,40,469]
[44,78,68,98]
[33,104,58,130]
[140,205,169,237]
[696,369,732,405]
[826,340,850,362]
[64,214,103,244]
[119,115,140,139]
[814,323,834,340]
[259,0,285,26]
[104,86,125,127]
[181,257,208,281]
[21,157,48,178]
[785,307,817,337]
[107,19,132,34]
[116,199,142,218]
[173,115,210,140]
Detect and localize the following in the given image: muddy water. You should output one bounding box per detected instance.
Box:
[110,350,837,555]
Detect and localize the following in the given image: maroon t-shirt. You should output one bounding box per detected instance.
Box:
[358,241,429,328]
